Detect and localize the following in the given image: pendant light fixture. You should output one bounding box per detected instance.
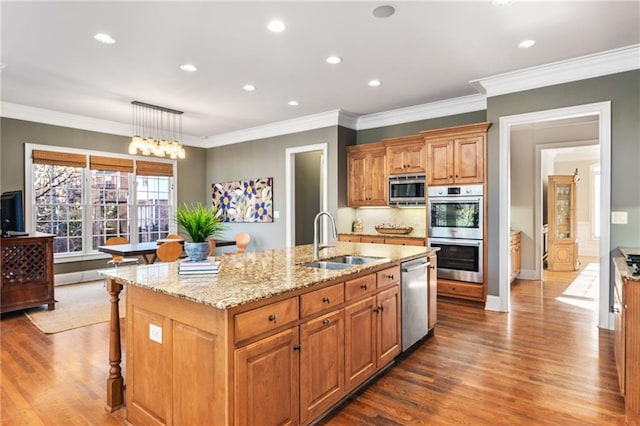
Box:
[128,101,186,159]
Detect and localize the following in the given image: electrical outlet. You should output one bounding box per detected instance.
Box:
[149,323,162,344]
[611,211,628,225]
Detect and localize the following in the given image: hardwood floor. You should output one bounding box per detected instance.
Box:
[1,261,624,425]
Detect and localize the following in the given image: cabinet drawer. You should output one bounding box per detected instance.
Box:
[338,234,361,243]
[377,266,400,289]
[384,237,425,246]
[234,298,299,343]
[360,236,386,244]
[437,280,484,300]
[300,283,345,318]
[345,274,376,300]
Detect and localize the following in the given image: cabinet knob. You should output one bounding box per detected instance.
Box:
[268,314,277,322]
[386,274,395,280]
[449,175,453,179]
[373,307,380,313]
[293,344,301,351]
[323,318,330,326]
[322,296,330,304]
[360,284,368,290]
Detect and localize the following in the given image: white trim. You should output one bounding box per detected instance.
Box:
[471,45,640,97]
[484,295,502,312]
[285,143,328,248]
[356,94,487,130]
[1,102,204,146]
[518,269,537,280]
[55,269,103,286]
[498,102,612,330]
[208,111,343,148]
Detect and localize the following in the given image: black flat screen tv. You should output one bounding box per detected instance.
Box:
[1,190,25,236]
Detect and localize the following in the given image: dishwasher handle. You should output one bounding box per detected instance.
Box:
[402,261,430,273]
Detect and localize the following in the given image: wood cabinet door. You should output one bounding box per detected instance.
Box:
[453,135,484,184]
[344,296,377,391]
[376,285,401,367]
[613,274,625,396]
[368,149,387,205]
[427,140,453,185]
[235,328,299,426]
[348,151,367,206]
[386,146,407,175]
[386,142,425,175]
[299,310,345,424]
[428,254,438,330]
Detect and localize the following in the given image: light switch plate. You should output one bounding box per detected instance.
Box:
[611,211,628,225]
[149,323,162,344]
[274,210,280,219]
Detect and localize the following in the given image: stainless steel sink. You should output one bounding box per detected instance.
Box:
[323,255,389,265]
[301,255,389,270]
[302,261,352,270]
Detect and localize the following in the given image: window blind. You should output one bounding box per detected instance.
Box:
[90,155,134,173]
[136,160,174,177]
[32,150,87,168]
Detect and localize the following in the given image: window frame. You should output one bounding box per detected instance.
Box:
[25,143,178,264]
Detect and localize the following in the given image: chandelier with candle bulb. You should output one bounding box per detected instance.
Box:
[128,101,186,159]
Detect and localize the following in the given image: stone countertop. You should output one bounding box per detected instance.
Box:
[615,247,640,282]
[99,242,436,310]
[340,231,426,239]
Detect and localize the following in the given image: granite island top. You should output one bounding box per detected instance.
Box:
[615,247,640,282]
[99,242,436,310]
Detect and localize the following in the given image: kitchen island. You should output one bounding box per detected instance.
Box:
[101,242,436,426]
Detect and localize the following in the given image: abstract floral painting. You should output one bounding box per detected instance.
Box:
[211,177,273,223]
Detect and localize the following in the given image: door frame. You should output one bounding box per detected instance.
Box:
[495,101,612,329]
[285,143,328,248]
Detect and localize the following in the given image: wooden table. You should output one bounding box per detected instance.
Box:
[98,239,235,264]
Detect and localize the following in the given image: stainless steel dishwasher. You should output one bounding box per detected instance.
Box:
[401,256,430,351]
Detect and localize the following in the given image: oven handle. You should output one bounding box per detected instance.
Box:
[428,197,482,203]
[430,238,482,247]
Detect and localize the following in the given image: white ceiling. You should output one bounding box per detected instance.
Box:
[1,1,639,147]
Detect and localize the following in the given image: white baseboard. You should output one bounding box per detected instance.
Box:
[517,269,538,280]
[484,295,504,312]
[55,269,103,286]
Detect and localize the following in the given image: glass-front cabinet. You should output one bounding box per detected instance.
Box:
[547,175,579,271]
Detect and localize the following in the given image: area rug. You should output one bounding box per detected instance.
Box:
[24,280,125,334]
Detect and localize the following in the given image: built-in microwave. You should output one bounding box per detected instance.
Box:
[388,174,426,206]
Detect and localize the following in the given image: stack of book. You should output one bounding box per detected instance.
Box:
[178,259,221,275]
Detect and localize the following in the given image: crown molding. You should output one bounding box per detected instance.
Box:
[470,44,640,97]
[205,109,346,148]
[0,101,204,146]
[356,94,487,130]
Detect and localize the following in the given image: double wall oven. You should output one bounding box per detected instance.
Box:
[428,184,483,283]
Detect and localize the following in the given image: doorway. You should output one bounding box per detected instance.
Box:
[497,101,612,330]
[285,143,328,247]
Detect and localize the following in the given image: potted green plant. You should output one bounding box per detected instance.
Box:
[175,202,226,261]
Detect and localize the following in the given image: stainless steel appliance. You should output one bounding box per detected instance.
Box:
[428,238,483,283]
[428,184,484,283]
[388,174,426,206]
[427,184,483,239]
[401,256,430,351]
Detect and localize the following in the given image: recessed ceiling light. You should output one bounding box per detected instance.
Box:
[93,33,115,44]
[372,5,395,18]
[243,84,256,92]
[180,64,198,72]
[288,100,299,106]
[267,20,286,33]
[326,56,342,65]
[518,39,536,49]
[368,79,382,87]
[492,0,513,6]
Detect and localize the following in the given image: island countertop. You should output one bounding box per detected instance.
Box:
[99,242,435,310]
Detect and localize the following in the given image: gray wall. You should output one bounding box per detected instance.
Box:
[487,70,640,296]
[0,117,207,274]
[295,151,321,245]
[205,126,341,251]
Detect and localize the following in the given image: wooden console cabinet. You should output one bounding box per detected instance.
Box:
[1,233,55,313]
[547,175,579,271]
[510,231,521,283]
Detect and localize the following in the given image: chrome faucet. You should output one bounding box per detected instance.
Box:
[313,211,337,261]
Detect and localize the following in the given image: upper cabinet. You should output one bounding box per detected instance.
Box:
[384,135,426,175]
[347,145,387,207]
[422,122,491,186]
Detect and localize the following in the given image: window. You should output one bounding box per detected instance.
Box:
[26,145,176,260]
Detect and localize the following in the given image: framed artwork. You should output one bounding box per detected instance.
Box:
[211,177,273,223]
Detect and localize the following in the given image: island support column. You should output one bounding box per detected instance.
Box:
[105,278,125,412]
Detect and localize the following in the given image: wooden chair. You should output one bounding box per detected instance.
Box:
[206,237,217,257]
[105,236,139,268]
[156,241,183,262]
[163,234,184,241]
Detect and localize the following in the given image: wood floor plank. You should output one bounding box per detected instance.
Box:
[0,260,625,425]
